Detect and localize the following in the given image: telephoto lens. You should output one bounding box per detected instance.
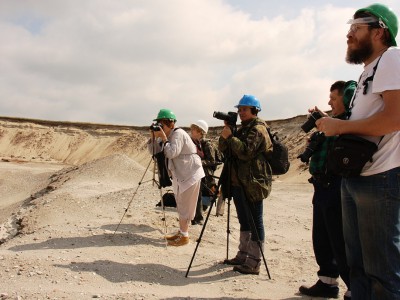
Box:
[301,111,322,133]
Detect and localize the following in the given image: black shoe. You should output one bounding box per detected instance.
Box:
[191,219,203,225]
[299,280,339,298]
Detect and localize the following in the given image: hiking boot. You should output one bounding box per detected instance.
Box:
[165,231,180,241]
[223,257,246,266]
[299,280,339,298]
[223,231,251,265]
[167,234,189,246]
[232,240,262,275]
[233,264,260,275]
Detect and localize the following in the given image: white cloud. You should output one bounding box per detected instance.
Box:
[0,1,398,126]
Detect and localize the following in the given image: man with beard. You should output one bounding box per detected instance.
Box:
[316,4,400,300]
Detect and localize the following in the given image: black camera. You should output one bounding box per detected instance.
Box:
[149,122,162,131]
[301,111,322,133]
[213,111,238,127]
[297,131,326,163]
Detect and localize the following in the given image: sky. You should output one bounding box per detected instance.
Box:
[0,1,399,127]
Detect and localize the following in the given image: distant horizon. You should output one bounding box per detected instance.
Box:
[0,112,314,128]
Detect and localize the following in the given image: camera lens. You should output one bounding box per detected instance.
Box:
[301,111,322,133]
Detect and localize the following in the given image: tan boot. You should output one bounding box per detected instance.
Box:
[223,231,251,265]
[167,233,189,246]
[233,240,263,275]
[165,231,181,241]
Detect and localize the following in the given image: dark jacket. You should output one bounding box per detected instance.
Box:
[219,117,273,202]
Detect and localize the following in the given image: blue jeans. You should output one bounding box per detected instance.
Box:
[231,186,264,242]
[342,167,400,300]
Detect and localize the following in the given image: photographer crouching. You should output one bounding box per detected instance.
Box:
[297,81,356,299]
[147,108,204,246]
[217,95,272,275]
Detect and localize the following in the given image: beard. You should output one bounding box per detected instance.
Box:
[346,35,374,64]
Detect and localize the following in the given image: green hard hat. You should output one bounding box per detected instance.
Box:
[343,80,357,111]
[153,108,177,121]
[356,3,398,46]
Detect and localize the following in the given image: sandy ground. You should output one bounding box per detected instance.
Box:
[0,116,348,300]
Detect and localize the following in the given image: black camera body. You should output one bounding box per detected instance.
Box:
[297,131,326,163]
[150,122,162,131]
[213,111,238,127]
[301,111,322,133]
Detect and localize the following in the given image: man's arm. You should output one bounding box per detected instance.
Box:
[317,90,400,136]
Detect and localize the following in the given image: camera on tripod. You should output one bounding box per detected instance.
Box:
[149,122,162,132]
[297,131,326,163]
[213,111,238,127]
[301,111,322,133]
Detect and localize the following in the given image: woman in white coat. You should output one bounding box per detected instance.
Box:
[148,109,204,246]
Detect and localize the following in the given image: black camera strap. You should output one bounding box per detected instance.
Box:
[349,50,387,112]
[348,51,388,147]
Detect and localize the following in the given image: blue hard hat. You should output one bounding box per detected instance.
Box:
[234,94,261,111]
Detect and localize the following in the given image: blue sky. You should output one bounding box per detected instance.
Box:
[0,1,399,126]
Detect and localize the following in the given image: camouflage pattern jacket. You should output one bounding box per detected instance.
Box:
[219,117,273,202]
[192,138,217,195]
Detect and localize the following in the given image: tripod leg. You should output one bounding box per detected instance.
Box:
[185,193,217,277]
[158,186,168,245]
[153,158,169,244]
[258,240,271,279]
[226,197,231,260]
[113,157,154,235]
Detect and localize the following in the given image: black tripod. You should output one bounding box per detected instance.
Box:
[113,143,168,236]
[185,155,271,279]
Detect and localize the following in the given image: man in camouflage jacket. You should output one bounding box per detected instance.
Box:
[218,94,272,275]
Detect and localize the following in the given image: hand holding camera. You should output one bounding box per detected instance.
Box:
[301,111,323,133]
[213,111,238,127]
[150,122,162,132]
[297,107,328,163]
[149,122,166,141]
[221,125,233,139]
[213,111,238,137]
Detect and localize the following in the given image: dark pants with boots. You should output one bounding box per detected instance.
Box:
[299,176,351,296]
[312,177,350,288]
[230,186,264,274]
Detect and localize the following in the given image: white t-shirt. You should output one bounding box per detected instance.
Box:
[349,47,400,176]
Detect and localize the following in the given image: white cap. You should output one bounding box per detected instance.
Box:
[191,119,209,134]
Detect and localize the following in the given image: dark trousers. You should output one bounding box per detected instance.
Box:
[312,176,350,289]
[193,190,204,221]
[232,185,264,242]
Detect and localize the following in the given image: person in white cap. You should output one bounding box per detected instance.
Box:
[190,120,218,225]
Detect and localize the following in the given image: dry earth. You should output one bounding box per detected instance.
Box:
[0,116,347,300]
